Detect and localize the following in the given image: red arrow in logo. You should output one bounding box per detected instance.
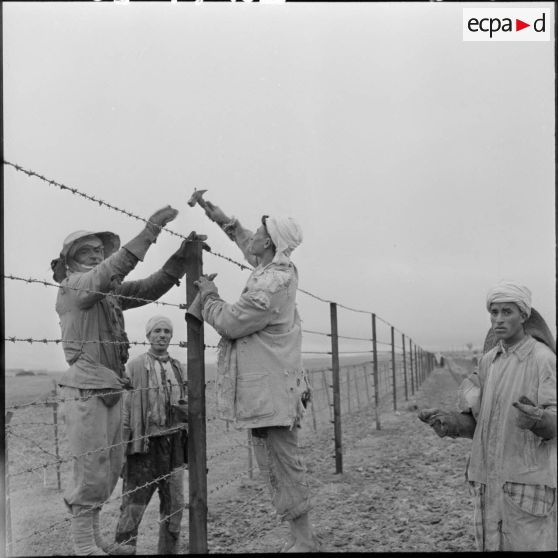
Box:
[516,19,530,31]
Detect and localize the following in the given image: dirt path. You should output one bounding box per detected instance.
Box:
[206,361,477,553]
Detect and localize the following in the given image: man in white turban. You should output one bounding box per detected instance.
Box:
[419,280,556,551]
[114,315,188,554]
[190,200,317,552]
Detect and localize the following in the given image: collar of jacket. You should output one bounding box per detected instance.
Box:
[492,334,536,363]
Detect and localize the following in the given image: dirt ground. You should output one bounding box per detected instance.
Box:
[7,359,478,555]
[205,358,477,554]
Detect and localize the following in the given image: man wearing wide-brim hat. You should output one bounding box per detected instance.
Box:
[52,206,197,556]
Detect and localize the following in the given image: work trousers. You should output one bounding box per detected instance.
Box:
[60,387,124,509]
[251,426,312,521]
[471,481,557,551]
[115,433,186,554]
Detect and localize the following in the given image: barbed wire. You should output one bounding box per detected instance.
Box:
[5,382,189,411]
[6,429,59,460]
[8,425,186,478]
[7,464,188,549]
[4,274,186,309]
[301,328,330,337]
[5,160,429,349]
[4,336,187,347]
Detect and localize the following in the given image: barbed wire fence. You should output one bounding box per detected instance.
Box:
[4,162,437,556]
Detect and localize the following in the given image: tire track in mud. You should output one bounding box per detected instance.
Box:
[206,363,478,553]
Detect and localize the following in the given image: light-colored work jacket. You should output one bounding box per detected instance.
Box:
[466,335,556,487]
[201,220,308,429]
[56,233,177,393]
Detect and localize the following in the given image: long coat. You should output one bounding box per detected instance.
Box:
[201,220,308,429]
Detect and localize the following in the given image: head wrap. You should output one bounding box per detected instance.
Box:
[145,315,174,337]
[264,216,303,265]
[486,280,532,318]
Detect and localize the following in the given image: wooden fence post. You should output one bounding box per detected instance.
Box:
[390,326,397,411]
[4,412,14,557]
[48,380,62,491]
[371,314,381,430]
[402,333,408,402]
[330,303,343,474]
[184,240,208,554]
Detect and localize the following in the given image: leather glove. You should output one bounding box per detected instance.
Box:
[203,200,230,226]
[194,274,219,303]
[418,408,476,439]
[162,232,209,283]
[145,205,179,236]
[513,395,543,429]
[512,395,557,440]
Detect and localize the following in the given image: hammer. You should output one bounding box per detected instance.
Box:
[187,188,210,212]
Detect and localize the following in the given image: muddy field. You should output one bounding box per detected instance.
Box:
[6,357,476,555]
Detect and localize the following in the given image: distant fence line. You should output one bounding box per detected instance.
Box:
[4,162,436,556]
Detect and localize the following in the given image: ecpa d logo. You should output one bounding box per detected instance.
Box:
[463,8,551,41]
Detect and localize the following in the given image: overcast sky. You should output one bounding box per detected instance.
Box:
[3,1,555,371]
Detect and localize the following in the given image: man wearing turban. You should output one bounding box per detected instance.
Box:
[52,206,197,555]
[114,316,188,554]
[419,281,556,551]
[191,200,318,552]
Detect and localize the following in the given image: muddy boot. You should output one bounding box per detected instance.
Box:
[92,509,136,556]
[286,512,320,553]
[71,506,106,556]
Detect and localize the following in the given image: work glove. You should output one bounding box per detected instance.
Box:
[418,408,476,439]
[203,200,230,226]
[145,205,179,237]
[512,395,557,440]
[162,232,209,283]
[194,273,220,303]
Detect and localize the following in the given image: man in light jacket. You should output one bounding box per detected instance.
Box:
[419,281,556,551]
[192,202,317,552]
[52,206,196,556]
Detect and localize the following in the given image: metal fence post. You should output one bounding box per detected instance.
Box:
[371,314,381,430]
[184,240,208,554]
[247,431,254,480]
[330,303,343,474]
[409,339,415,396]
[415,343,420,390]
[308,373,318,432]
[390,326,397,411]
[346,368,352,414]
[401,333,408,402]
[362,363,371,405]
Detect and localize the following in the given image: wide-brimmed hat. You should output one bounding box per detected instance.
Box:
[51,230,120,283]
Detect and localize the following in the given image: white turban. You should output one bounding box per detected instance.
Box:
[486,281,532,318]
[145,315,174,337]
[265,216,303,265]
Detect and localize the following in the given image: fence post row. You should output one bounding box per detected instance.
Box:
[184,240,208,555]
[371,314,381,430]
[329,302,343,474]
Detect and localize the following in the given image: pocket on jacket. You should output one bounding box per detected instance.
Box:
[236,374,276,420]
[503,482,556,517]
